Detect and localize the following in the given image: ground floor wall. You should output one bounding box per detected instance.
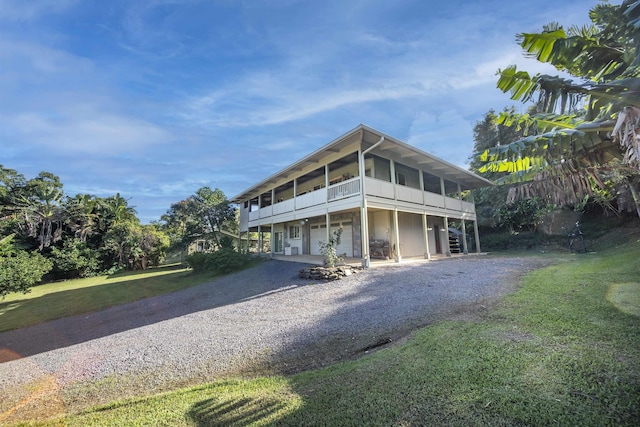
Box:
[368,211,450,259]
[246,204,480,263]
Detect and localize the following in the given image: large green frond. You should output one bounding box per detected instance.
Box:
[518,29,567,63]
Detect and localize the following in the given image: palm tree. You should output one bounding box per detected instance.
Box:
[478,0,640,216]
[65,194,99,242]
[18,173,67,251]
[102,193,137,226]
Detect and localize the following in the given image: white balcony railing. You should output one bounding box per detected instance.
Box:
[461,200,475,214]
[424,191,445,208]
[445,196,463,211]
[396,185,423,204]
[272,199,294,215]
[365,177,394,199]
[246,176,475,226]
[327,177,360,201]
[296,189,327,209]
[259,205,272,217]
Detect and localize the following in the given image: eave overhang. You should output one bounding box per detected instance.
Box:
[231,124,493,203]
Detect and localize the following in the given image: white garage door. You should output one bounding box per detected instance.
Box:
[310,223,353,257]
[331,222,353,257]
[310,224,326,255]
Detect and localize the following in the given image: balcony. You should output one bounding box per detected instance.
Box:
[327,177,360,201]
[245,176,475,227]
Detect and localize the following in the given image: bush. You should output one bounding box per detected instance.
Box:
[319,228,343,267]
[185,248,257,274]
[49,238,101,279]
[480,231,566,252]
[0,250,53,298]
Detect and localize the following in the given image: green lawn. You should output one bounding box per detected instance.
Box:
[12,240,639,426]
[0,264,218,332]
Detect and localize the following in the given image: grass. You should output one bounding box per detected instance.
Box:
[4,239,640,426]
[0,264,220,332]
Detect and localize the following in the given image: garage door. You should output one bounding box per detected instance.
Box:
[331,222,353,257]
[309,224,326,255]
[310,223,353,257]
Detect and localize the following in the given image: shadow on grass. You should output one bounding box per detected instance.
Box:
[187,396,288,426]
[0,260,311,362]
[0,267,195,330]
[105,263,187,279]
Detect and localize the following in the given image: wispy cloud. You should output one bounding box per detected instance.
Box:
[0,0,78,21]
[2,111,172,154]
[0,0,597,222]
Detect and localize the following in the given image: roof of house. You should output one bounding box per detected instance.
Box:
[231,124,493,203]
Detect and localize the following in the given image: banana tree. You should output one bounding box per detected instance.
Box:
[478,0,640,216]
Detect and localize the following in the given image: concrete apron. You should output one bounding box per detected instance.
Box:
[268,253,487,268]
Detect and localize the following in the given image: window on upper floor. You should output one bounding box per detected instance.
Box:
[394,162,420,189]
[364,154,391,182]
[443,179,459,198]
[423,171,442,194]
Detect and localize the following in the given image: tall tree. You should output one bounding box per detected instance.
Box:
[65,194,100,243]
[0,165,26,237]
[161,187,236,250]
[18,172,67,251]
[470,109,540,228]
[477,0,640,216]
[99,193,137,228]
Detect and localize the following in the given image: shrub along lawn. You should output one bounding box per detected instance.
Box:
[18,240,639,426]
[0,264,220,332]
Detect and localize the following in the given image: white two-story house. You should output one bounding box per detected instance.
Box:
[232,124,492,267]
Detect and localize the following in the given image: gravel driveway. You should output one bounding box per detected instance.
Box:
[0,256,548,415]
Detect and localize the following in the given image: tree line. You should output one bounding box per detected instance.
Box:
[0,165,238,298]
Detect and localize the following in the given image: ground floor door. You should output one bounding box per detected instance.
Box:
[433,225,441,254]
[331,222,353,257]
[274,232,283,253]
[309,224,326,255]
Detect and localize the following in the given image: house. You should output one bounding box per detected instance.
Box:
[231,124,493,267]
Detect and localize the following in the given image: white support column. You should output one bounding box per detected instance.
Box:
[325,211,331,244]
[461,220,468,254]
[258,225,262,254]
[270,221,275,258]
[258,194,262,218]
[358,147,371,268]
[422,213,431,260]
[419,169,425,205]
[325,164,330,194]
[359,135,384,268]
[444,215,451,256]
[393,208,401,263]
[361,203,369,267]
[474,220,481,253]
[390,160,397,200]
[293,179,297,204]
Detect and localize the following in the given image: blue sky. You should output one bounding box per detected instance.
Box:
[1,0,593,223]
